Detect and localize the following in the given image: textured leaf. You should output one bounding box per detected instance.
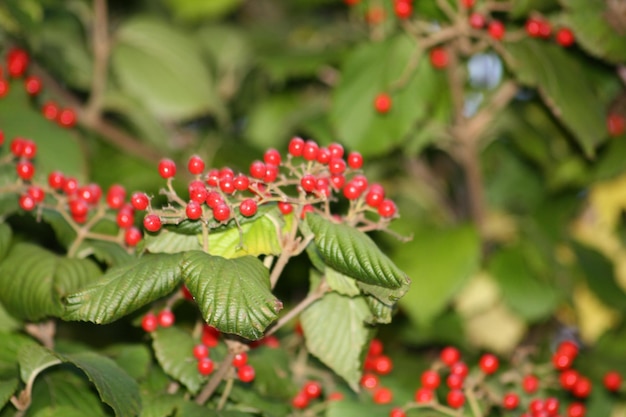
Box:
[0,378,18,410]
[560,0,626,64]
[61,352,141,417]
[397,225,480,327]
[0,223,11,262]
[0,243,101,320]
[0,331,38,379]
[80,240,134,268]
[506,38,606,156]
[301,293,372,390]
[182,252,282,340]
[64,253,183,324]
[18,344,62,385]
[326,267,360,297]
[488,247,559,321]
[331,34,444,157]
[144,230,202,254]
[152,327,204,394]
[112,17,215,121]
[363,295,393,324]
[306,214,409,290]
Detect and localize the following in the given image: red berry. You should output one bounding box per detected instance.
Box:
[21,140,37,159]
[206,169,220,186]
[116,206,135,228]
[525,18,542,37]
[567,402,586,417]
[202,325,220,347]
[219,178,235,194]
[329,158,347,175]
[440,346,461,366]
[538,20,552,38]
[553,352,573,370]
[0,80,9,97]
[141,313,158,332]
[447,373,464,389]
[529,398,544,414]
[263,164,279,183]
[469,13,486,29]
[373,355,393,375]
[158,158,176,179]
[394,0,412,19]
[27,186,45,203]
[62,177,79,195]
[106,184,126,209]
[157,310,175,327]
[18,194,36,211]
[237,364,255,382]
[544,397,560,415]
[479,353,499,374]
[421,370,440,389]
[292,391,309,409]
[288,137,305,157]
[414,387,433,403]
[328,143,344,159]
[277,201,293,215]
[187,155,205,175]
[377,199,397,217]
[316,147,331,164]
[360,373,379,390]
[69,198,89,219]
[389,407,406,417]
[556,28,575,47]
[193,344,209,359]
[143,214,162,232]
[303,381,322,399]
[213,203,231,222]
[447,389,465,409]
[604,370,622,391]
[502,393,519,410]
[186,201,203,220]
[560,369,580,390]
[264,148,281,165]
[347,151,363,169]
[42,101,59,120]
[131,192,150,211]
[301,174,317,193]
[219,167,234,180]
[239,198,258,217]
[373,387,393,404]
[197,357,214,375]
[374,93,392,114]
[7,48,29,77]
[233,174,250,191]
[488,21,505,40]
[24,76,42,95]
[558,340,579,358]
[78,184,102,204]
[10,138,25,157]
[124,227,142,246]
[300,204,314,219]
[57,108,77,128]
[572,377,592,398]
[16,160,35,180]
[461,0,474,7]
[368,339,383,357]
[343,181,361,200]
[48,171,65,190]
[232,352,248,367]
[523,374,539,393]
[249,160,265,179]
[451,361,469,378]
[302,140,319,161]
[608,113,626,137]
[429,47,449,69]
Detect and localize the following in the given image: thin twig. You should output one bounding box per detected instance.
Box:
[84,0,110,124]
[265,281,327,337]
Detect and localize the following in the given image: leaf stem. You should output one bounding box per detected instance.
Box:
[83,0,110,124]
[265,281,327,337]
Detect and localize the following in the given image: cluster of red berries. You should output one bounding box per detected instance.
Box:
[140,309,175,332]
[0,48,77,128]
[523,16,575,47]
[141,138,397,234]
[360,339,395,405]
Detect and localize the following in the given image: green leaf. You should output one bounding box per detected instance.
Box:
[144,230,202,254]
[560,0,626,64]
[301,293,372,390]
[488,246,559,321]
[102,344,152,381]
[175,402,254,417]
[572,243,626,311]
[331,34,446,157]
[326,267,360,297]
[326,398,389,417]
[138,392,180,417]
[363,295,393,324]
[0,223,11,262]
[0,331,38,379]
[64,253,183,324]
[31,406,91,417]
[61,352,141,417]
[228,385,292,417]
[0,377,18,409]
[397,225,480,327]
[164,0,243,21]
[181,252,282,340]
[247,348,298,400]
[506,38,607,156]
[79,240,133,268]
[18,344,62,386]
[151,327,204,394]
[510,0,559,18]
[111,17,215,121]
[306,214,410,290]
[0,303,20,332]
[0,244,101,321]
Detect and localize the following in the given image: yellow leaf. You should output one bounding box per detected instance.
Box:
[573,282,620,344]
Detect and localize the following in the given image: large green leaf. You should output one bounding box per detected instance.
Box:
[300,293,372,390]
[560,0,626,64]
[306,214,410,290]
[326,267,360,297]
[488,246,559,321]
[0,331,38,379]
[506,38,607,156]
[64,253,183,324]
[111,17,215,121]
[0,243,101,321]
[18,344,61,385]
[144,230,203,254]
[396,225,480,327]
[331,34,445,157]
[62,352,141,417]
[181,252,282,340]
[102,344,152,381]
[0,378,19,410]
[152,327,204,394]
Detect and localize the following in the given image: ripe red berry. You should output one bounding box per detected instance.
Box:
[316,147,331,164]
[131,192,150,210]
[360,373,379,390]
[10,138,25,157]
[239,199,258,217]
[372,387,393,404]
[302,140,319,161]
[365,186,384,207]
[187,155,205,175]
[233,174,250,191]
[343,181,361,200]
[525,18,542,37]
[429,47,449,69]
[440,346,461,366]
[7,48,29,77]
[523,374,539,393]
[488,21,506,40]
[197,357,214,376]
[116,206,135,228]
[19,194,36,211]
[389,407,406,417]
[469,13,486,29]
[292,391,309,409]
[329,158,347,175]
[421,370,441,389]
[300,174,317,193]
[447,389,465,408]
[27,186,45,203]
[106,184,126,209]
[608,113,626,137]
[62,177,79,195]
[278,201,293,215]
[567,402,586,417]
[368,339,383,357]
[78,184,102,204]
[373,355,393,375]
[347,152,363,169]
[446,373,464,389]
[414,387,434,403]
[237,364,255,382]
[288,137,305,157]
[16,160,35,180]
[560,369,580,390]
[450,361,469,378]
[502,393,519,410]
[553,352,574,370]
[232,352,248,367]
[42,101,59,120]
[48,171,65,190]
[604,370,622,391]
[544,397,560,415]
[529,398,544,414]
[143,214,162,232]
[24,76,42,95]
[0,80,9,97]
[556,28,575,47]
[394,0,412,19]
[21,140,36,159]
[219,178,235,194]
[377,199,397,218]
[158,158,176,179]
[300,204,314,219]
[479,353,499,374]
[57,108,77,128]
[374,93,392,114]
[141,313,158,332]
[303,381,322,399]
[193,344,209,359]
[558,340,579,358]
[264,148,281,165]
[572,376,592,398]
[157,310,175,327]
[461,0,475,7]
[124,227,142,246]
[328,143,344,159]
[263,164,279,183]
[213,203,231,222]
[186,201,203,220]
